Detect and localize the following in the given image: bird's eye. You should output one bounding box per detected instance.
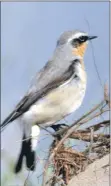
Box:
[79,36,85,41]
[79,36,88,42]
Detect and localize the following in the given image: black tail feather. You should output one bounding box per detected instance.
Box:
[26,151,35,171]
[14,134,36,173]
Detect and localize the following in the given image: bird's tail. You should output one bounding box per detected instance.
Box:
[14,125,40,173]
[14,134,36,173]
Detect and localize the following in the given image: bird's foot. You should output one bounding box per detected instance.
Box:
[51,123,68,132]
[51,124,69,140]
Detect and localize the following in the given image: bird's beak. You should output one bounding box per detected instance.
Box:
[88,36,98,40]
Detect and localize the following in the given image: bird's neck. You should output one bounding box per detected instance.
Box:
[79,59,85,70]
[72,42,87,58]
[76,59,87,84]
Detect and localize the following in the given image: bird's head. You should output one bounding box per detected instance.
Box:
[57,30,97,59]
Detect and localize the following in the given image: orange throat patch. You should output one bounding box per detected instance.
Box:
[72,42,87,58]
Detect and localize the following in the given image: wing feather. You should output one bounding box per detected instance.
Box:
[1,59,78,129]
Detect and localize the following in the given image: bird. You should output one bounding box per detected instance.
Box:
[1,30,97,173]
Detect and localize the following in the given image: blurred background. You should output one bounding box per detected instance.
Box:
[1,2,109,186]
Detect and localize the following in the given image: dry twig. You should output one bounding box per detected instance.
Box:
[42,99,110,186]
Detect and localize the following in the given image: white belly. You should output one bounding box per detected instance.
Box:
[22,78,86,127]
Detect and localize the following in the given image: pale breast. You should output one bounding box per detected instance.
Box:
[46,75,86,114]
[22,67,87,126]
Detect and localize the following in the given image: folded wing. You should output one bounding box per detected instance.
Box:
[1,59,78,129]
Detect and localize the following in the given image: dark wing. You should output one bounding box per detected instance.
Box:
[1,95,31,129]
[1,59,77,129]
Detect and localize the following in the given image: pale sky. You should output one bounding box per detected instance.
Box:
[1,2,109,186]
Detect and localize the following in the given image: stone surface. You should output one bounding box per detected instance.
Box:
[68,154,110,186]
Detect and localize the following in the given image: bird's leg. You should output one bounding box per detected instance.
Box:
[50,124,69,140]
[51,123,68,132]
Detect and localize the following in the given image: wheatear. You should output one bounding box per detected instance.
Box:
[1,30,97,173]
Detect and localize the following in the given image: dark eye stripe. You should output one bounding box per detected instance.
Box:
[79,36,88,42]
[71,36,88,47]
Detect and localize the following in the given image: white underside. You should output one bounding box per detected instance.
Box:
[21,65,87,138]
[21,68,86,126]
[31,125,40,151]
